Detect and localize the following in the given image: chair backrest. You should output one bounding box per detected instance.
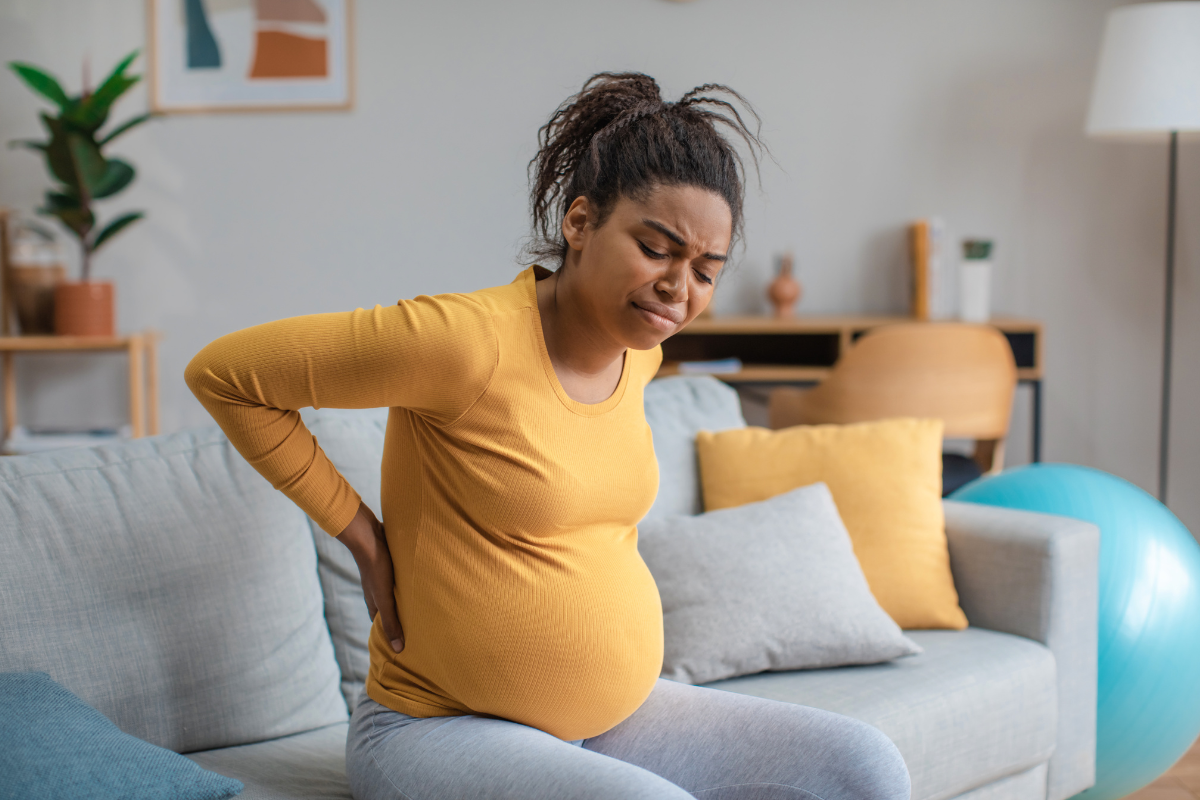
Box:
[769,323,1017,470]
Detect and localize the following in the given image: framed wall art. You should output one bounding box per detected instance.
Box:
[148,0,353,113]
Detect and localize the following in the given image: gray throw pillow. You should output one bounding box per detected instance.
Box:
[639,482,922,685]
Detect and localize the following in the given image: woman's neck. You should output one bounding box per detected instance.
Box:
[535,267,627,404]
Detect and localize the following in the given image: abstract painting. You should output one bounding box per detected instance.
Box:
[149,0,353,112]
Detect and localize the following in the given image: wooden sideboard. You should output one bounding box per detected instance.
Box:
[658,315,1045,461]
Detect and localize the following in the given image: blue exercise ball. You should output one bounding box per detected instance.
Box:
[951,464,1200,800]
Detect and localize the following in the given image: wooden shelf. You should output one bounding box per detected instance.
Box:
[0,330,162,444]
[0,334,149,352]
[662,314,1044,381]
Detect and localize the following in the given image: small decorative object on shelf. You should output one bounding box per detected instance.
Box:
[7,50,154,336]
[767,251,802,318]
[959,239,993,324]
[909,217,951,320]
[6,218,65,335]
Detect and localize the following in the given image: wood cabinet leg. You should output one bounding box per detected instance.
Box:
[2,351,13,443]
[146,330,159,436]
[128,335,144,438]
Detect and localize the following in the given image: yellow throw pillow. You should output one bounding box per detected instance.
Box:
[695,418,967,630]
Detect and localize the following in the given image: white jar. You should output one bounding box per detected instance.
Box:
[959,260,992,323]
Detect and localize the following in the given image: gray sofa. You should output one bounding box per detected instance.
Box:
[0,375,1097,800]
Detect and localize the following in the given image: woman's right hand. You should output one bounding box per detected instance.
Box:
[336,501,406,654]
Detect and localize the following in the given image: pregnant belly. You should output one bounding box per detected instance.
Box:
[406,541,664,741]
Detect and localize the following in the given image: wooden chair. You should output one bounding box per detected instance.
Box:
[768,323,1018,484]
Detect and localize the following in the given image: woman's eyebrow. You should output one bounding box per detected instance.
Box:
[641,218,728,262]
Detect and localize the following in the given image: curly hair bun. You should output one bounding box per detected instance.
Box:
[527,72,766,266]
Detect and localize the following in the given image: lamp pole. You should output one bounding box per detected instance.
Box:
[1160,130,1178,504]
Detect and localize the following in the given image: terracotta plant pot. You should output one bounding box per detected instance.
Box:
[11,265,66,334]
[54,281,115,337]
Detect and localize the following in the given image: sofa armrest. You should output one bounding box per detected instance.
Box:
[943,500,1099,800]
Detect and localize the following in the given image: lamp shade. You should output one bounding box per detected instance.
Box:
[1087,2,1200,137]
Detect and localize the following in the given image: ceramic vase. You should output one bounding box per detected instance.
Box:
[768,253,802,318]
[54,281,115,337]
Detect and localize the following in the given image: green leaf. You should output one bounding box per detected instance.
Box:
[38,192,94,240]
[98,112,152,146]
[8,62,70,109]
[71,75,139,131]
[42,190,81,211]
[72,51,141,131]
[101,50,140,87]
[91,211,143,251]
[67,132,107,198]
[92,158,135,199]
[40,114,79,187]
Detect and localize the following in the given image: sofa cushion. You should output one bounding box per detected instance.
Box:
[299,406,391,711]
[704,628,1058,800]
[0,428,348,753]
[187,722,352,800]
[643,376,746,520]
[696,419,969,630]
[640,483,920,684]
[0,671,243,800]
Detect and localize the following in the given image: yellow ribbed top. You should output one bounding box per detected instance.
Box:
[185,266,664,741]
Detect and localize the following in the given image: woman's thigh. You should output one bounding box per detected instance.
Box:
[582,679,911,800]
[345,692,693,800]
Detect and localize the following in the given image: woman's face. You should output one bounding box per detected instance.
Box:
[561,183,733,351]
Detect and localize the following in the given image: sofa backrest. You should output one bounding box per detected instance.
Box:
[0,427,348,753]
[643,376,746,519]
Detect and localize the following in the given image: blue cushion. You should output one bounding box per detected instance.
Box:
[0,672,243,800]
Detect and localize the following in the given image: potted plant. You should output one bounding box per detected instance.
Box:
[7,50,151,336]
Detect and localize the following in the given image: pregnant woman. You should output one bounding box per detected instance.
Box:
[186,72,909,800]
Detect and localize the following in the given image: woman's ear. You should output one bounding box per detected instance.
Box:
[561,196,591,253]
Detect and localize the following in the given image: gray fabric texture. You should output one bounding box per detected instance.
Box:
[951,764,1048,800]
[346,677,910,800]
[642,376,745,520]
[705,628,1058,800]
[639,483,921,684]
[944,501,1099,800]
[0,428,348,753]
[187,723,352,800]
[299,406,391,711]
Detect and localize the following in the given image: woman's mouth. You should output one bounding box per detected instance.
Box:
[631,301,685,333]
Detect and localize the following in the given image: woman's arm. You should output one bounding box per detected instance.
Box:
[184,294,498,651]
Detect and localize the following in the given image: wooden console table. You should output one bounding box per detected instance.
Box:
[658,315,1045,461]
[0,331,161,443]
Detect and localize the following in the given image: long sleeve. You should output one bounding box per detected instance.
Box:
[184,293,499,536]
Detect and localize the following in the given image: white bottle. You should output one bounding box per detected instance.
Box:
[959,239,993,324]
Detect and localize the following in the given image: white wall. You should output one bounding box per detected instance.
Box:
[2,0,1197,531]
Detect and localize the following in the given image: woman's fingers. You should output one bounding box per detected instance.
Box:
[335,502,404,654]
[372,556,405,653]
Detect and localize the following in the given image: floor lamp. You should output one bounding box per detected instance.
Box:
[1087,1,1200,505]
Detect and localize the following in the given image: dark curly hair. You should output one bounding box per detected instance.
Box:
[526,72,766,267]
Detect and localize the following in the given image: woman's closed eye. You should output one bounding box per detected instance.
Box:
[638,241,668,260]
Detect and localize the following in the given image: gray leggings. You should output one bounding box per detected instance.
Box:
[346,678,911,800]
